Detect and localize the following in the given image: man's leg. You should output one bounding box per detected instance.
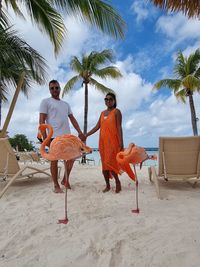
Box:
[102,170,111,193]
[61,160,74,189]
[51,160,63,193]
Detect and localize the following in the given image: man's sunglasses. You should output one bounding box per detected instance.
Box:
[50,86,60,90]
[104,98,114,101]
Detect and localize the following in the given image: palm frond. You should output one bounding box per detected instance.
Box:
[90,78,114,94]
[0,83,8,102]
[4,0,24,18]
[59,0,126,39]
[175,89,187,103]
[88,49,114,71]
[182,75,200,91]
[186,48,200,75]
[70,56,83,73]
[150,0,200,18]
[0,9,9,28]
[154,79,182,92]
[4,0,66,54]
[194,67,200,79]
[62,75,81,96]
[174,51,186,78]
[94,66,122,79]
[0,26,48,95]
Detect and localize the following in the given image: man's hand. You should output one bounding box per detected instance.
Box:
[78,132,86,142]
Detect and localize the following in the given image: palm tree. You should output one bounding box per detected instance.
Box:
[0,0,125,53]
[154,49,200,136]
[63,49,122,153]
[150,0,200,18]
[0,26,47,133]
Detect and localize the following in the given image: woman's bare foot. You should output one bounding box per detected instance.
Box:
[102,186,110,193]
[61,179,71,189]
[115,182,121,193]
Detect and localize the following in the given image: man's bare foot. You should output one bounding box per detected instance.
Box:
[53,186,63,193]
[115,182,121,193]
[61,179,71,189]
[102,186,110,193]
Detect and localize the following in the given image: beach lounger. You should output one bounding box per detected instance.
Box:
[86,157,95,165]
[29,152,47,164]
[19,152,33,164]
[0,138,60,198]
[148,136,200,199]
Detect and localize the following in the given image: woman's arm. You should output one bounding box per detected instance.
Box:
[86,116,101,137]
[116,109,124,150]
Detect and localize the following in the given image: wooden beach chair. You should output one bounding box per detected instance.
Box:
[29,152,47,164]
[148,136,200,199]
[0,138,60,198]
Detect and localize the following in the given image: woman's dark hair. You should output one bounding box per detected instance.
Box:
[106,92,117,108]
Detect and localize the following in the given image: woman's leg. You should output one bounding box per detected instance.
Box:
[102,170,110,192]
[111,171,121,193]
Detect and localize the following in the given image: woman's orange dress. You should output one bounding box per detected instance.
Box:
[99,109,122,175]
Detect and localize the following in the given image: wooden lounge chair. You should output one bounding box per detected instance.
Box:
[86,157,95,165]
[29,152,47,164]
[0,138,60,198]
[148,136,200,199]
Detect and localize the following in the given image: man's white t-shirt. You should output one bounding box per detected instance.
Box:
[40,97,72,137]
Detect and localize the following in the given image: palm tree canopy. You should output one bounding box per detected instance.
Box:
[63,49,122,96]
[3,0,65,54]
[154,49,200,102]
[2,0,125,54]
[150,0,200,18]
[59,0,125,39]
[0,25,48,101]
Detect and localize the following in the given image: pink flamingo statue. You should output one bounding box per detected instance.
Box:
[39,124,92,224]
[116,143,157,214]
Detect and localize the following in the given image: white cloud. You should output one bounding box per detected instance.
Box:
[131,0,158,24]
[156,13,200,45]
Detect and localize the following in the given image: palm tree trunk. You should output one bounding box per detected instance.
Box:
[0,72,25,138]
[0,0,2,16]
[83,82,88,135]
[188,94,198,136]
[0,94,2,127]
[81,82,88,164]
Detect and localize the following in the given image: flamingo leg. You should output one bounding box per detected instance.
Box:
[132,165,140,214]
[58,170,69,224]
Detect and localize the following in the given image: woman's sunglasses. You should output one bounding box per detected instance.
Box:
[104,98,114,102]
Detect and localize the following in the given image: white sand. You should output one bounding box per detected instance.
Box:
[1,163,200,267]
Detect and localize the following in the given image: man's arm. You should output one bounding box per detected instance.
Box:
[39,113,47,140]
[68,114,85,141]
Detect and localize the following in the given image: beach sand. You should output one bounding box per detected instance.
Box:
[1,163,200,267]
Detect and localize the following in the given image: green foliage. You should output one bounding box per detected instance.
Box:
[1,0,125,54]
[63,49,122,96]
[9,134,35,151]
[154,48,200,136]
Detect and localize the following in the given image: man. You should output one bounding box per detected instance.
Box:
[39,79,85,193]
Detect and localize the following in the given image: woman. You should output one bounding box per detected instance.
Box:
[86,93,124,193]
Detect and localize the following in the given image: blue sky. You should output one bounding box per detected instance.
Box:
[2,0,200,148]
